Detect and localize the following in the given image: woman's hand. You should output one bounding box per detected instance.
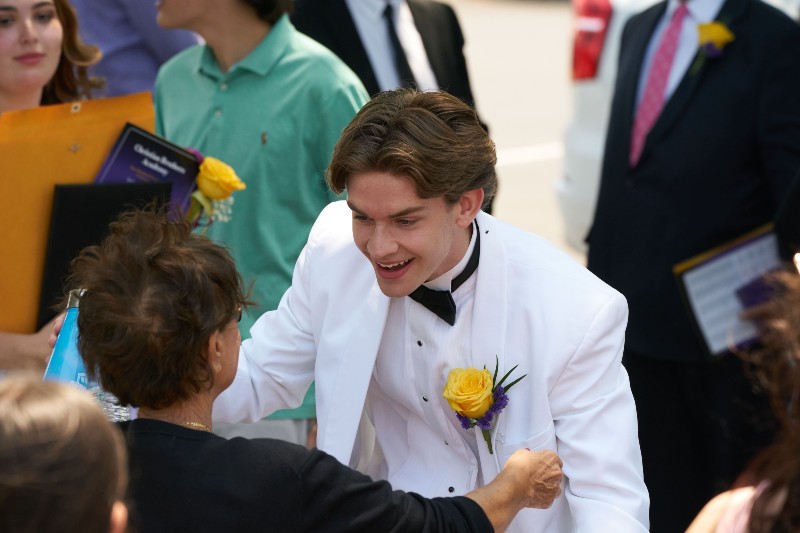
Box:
[465,448,563,532]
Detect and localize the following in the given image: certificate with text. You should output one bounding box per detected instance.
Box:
[674,225,781,356]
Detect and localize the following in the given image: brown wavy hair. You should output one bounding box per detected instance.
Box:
[0,374,127,533]
[67,208,252,410]
[327,89,497,209]
[40,0,102,105]
[741,271,800,532]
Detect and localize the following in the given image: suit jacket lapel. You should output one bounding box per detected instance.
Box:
[321,0,381,96]
[407,0,447,86]
[644,0,746,155]
[471,213,508,474]
[320,280,389,462]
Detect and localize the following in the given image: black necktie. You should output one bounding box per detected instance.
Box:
[408,225,480,326]
[383,3,417,89]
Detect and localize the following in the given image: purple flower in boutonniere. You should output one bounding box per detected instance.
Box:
[691,22,734,73]
[442,357,526,454]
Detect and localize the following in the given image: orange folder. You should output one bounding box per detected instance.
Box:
[0,92,155,333]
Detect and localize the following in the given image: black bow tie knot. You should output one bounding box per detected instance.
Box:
[409,286,457,325]
[407,223,481,326]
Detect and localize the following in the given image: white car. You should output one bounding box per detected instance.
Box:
[557,0,800,253]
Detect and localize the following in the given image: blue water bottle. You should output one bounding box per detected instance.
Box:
[43,289,89,387]
[44,289,130,421]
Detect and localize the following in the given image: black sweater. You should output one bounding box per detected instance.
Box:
[118,419,492,533]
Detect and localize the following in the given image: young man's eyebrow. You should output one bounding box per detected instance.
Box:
[346,202,426,218]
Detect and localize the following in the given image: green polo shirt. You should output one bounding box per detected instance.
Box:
[155,14,368,418]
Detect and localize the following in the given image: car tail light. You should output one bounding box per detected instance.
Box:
[572,0,612,80]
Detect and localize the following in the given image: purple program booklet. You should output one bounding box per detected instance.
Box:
[94,122,199,213]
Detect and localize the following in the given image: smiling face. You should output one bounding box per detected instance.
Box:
[0,0,62,110]
[347,171,482,298]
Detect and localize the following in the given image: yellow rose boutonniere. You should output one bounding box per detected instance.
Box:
[185,148,246,228]
[698,22,735,56]
[196,157,246,199]
[443,357,526,454]
[691,22,734,74]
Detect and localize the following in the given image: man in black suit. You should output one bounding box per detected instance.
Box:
[291,0,494,211]
[587,0,800,530]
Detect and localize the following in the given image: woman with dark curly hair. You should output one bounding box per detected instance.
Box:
[63,208,563,533]
[688,266,800,533]
[0,0,100,113]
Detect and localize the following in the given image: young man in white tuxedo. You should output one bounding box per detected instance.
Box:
[214,89,650,532]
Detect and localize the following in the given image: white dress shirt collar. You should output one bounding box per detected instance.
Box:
[345,0,439,92]
[423,222,478,292]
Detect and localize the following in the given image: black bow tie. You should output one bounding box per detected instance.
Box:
[408,225,480,326]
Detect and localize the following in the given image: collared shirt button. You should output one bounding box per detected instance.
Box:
[448,486,455,493]
[422,396,428,402]
[220,83,228,92]
[417,340,423,347]
[214,109,222,118]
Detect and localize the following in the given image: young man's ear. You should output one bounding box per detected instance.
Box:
[456,188,485,228]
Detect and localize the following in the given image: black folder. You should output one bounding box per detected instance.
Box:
[37,182,171,329]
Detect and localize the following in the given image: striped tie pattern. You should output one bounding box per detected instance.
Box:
[630,3,689,167]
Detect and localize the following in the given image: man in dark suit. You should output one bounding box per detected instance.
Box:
[587,0,800,530]
[291,0,476,104]
[291,0,495,211]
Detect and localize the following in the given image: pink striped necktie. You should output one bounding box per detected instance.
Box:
[629,3,689,167]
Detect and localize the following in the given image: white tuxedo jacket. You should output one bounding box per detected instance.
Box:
[215,201,649,532]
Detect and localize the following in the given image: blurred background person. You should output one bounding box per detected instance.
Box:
[70,0,200,97]
[66,207,563,533]
[153,0,368,445]
[0,373,128,533]
[0,0,100,113]
[586,0,800,529]
[291,0,495,213]
[0,0,100,372]
[687,268,800,532]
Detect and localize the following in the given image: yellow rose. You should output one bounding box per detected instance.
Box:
[697,22,734,50]
[196,157,246,200]
[442,368,494,419]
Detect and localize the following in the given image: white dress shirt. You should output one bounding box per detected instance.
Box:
[636,0,726,107]
[345,0,439,91]
[366,224,482,496]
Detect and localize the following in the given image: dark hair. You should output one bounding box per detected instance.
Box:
[40,0,103,105]
[327,89,497,208]
[741,271,800,532]
[0,374,127,533]
[68,209,251,409]
[240,0,293,23]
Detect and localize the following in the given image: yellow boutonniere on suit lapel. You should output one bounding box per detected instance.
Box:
[691,22,735,74]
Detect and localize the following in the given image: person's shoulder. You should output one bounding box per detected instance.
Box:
[745,0,800,37]
[309,201,353,239]
[481,213,623,302]
[221,437,309,475]
[284,23,365,89]
[686,486,757,533]
[156,43,205,79]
